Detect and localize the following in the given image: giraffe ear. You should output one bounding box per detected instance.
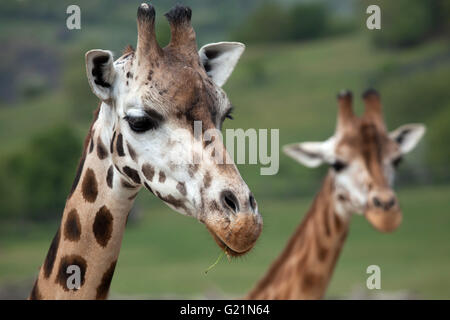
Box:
[85,49,116,101]
[283,142,327,168]
[389,123,426,154]
[198,42,245,87]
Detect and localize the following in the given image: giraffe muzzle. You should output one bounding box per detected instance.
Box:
[365,189,402,232]
[365,204,402,233]
[204,190,262,256]
[206,211,263,257]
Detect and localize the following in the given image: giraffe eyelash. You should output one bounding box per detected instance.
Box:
[124,114,159,132]
[224,106,234,120]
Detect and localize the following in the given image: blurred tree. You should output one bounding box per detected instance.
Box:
[19,74,48,100]
[231,2,292,43]
[381,67,450,124]
[245,57,269,86]
[373,0,432,48]
[63,44,98,122]
[0,165,25,220]
[231,1,353,44]
[288,3,328,41]
[366,0,450,48]
[0,125,82,221]
[430,0,450,37]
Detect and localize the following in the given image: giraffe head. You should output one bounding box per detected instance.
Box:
[84,4,262,256]
[284,89,425,232]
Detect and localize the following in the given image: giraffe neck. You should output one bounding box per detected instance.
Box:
[30,103,141,299]
[247,174,350,300]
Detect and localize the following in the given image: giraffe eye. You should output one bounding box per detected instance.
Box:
[125,115,158,133]
[224,106,234,121]
[392,157,403,168]
[331,160,347,172]
[225,110,233,120]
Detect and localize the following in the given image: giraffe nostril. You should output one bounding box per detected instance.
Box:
[373,197,382,208]
[373,196,396,210]
[221,190,239,215]
[385,197,396,210]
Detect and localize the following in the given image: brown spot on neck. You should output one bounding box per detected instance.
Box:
[106,165,114,189]
[96,260,117,300]
[81,168,98,203]
[110,131,116,154]
[64,209,81,242]
[96,136,108,160]
[55,255,87,291]
[301,272,324,293]
[69,105,100,199]
[69,156,86,199]
[29,279,42,300]
[89,136,94,154]
[43,228,60,279]
[93,206,114,247]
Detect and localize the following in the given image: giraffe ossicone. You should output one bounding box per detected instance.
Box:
[30,3,262,299]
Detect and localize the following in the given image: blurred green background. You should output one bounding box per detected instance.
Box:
[0,0,449,299]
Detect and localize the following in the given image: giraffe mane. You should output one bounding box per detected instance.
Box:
[122,45,134,56]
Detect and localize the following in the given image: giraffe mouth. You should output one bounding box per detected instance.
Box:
[203,211,262,257]
[207,228,253,257]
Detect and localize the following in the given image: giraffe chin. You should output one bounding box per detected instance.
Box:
[208,230,254,257]
[365,209,403,233]
[205,215,262,257]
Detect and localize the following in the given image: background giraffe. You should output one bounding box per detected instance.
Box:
[29,3,262,299]
[247,89,425,299]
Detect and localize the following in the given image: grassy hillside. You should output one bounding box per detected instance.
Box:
[0,33,449,298]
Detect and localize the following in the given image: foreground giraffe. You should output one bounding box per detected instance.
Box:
[247,89,425,299]
[30,4,262,299]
